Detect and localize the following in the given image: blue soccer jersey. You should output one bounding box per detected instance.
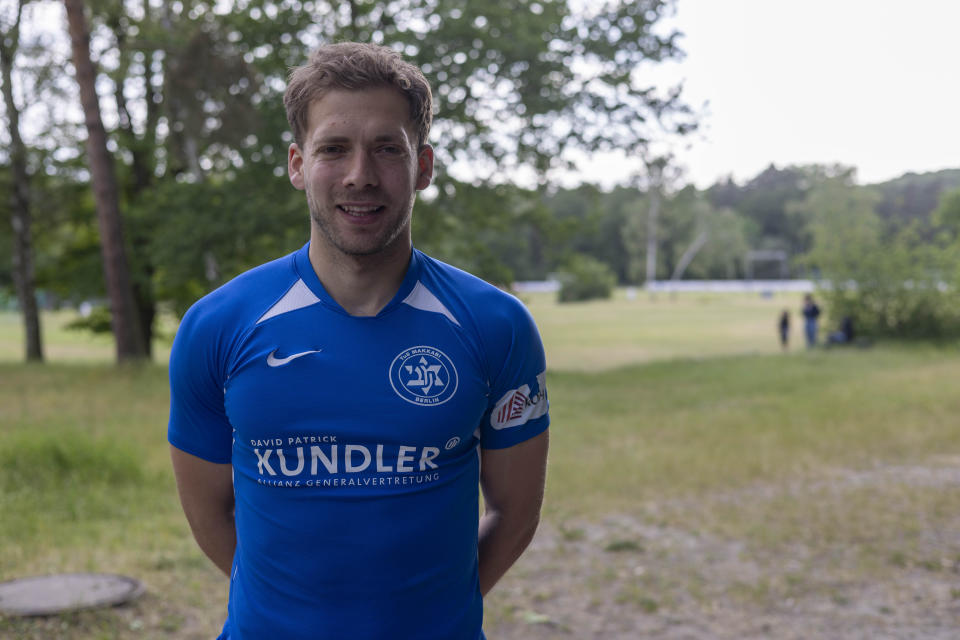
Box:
[168,243,549,640]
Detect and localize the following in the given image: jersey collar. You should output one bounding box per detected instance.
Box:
[292,242,422,318]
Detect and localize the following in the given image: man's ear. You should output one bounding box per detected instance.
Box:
[415,144,434,191]
[288,143,305,190]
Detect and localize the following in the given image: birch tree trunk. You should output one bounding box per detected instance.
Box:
[645,162,663,288]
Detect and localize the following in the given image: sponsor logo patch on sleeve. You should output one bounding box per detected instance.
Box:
[491,371,548,430]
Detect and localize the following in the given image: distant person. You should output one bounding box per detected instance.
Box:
[828,315,855,345]
[802,293,821,347]
[778,309,790,351]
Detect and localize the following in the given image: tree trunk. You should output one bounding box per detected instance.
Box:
[64,0,147,362]
[107,11,157,357]
[1,0,43,362]
[645,168,661,287]
[670,230,709,281]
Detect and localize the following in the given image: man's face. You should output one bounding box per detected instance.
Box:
[288,86,433,259]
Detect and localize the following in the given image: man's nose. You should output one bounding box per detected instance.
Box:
[342,151,378,188]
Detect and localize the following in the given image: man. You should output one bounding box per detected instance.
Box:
[168,42,549,640]
[802,293,821,348]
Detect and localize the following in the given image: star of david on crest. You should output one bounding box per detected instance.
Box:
[403,356,446,396]
[389,346,459,406]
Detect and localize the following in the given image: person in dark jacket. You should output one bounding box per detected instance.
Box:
[778,309,790,351]
[801,294,821,347]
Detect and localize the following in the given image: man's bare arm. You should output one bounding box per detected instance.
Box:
[478,430,549,596]
[170,445,236,577]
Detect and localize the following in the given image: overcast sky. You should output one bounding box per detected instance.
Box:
[579,0,960,189]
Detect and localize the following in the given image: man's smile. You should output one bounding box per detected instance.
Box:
[338,204,385,217]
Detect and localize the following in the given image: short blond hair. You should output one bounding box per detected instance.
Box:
[284,42,433,148]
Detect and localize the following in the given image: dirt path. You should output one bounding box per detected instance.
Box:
[485,463,960,639]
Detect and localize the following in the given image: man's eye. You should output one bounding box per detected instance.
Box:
[379,145,404,155]
[317,145,344,154]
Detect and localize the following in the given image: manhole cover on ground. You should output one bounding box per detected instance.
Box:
[0,573,145,616]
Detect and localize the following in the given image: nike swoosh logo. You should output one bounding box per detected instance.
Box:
[266,349,322,367]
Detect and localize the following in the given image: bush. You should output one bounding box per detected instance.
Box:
[556,255,616,303]
[801,181,960,340]
[822,279,960,340]
[815,231,960,340]
[64,304,113,334]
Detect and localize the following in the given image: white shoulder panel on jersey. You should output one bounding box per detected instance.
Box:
[402,281,461,326]
[256,279,321,324]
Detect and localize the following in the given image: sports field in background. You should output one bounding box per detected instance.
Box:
[2,291,959,639]
[0,289,805,368]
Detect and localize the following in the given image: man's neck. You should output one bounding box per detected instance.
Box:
[307,235,412,317]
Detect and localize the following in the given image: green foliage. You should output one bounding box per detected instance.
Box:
[64,304,113,334]
[535,185,650,284]
[709,165,808,256]
[875,169,960,227]
[648,185,752,280]
[556,254,616,303]
[10,0,960,358]
[540,185,624,279]
[818,233,960,340]
[382,0,694,175]
[133,167,306,316]
[7,0,694,349]
[799,180,960,339]
[74,0,693,182]
[932,187,960,238]
[525,183,752,285]
[21,158,105,305]
[708,164,861,273]
[414,179,530,285]
[684,207,750,279]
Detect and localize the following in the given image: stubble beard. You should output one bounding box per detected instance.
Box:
[307,189,415,258]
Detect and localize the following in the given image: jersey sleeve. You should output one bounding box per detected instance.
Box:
[480,297,550,450]
[167,302,234,464]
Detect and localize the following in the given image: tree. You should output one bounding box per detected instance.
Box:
[629,155,686,286]
[799,179,960,339]
[14,0,694,361]
[64,0,146,361]
[667,189,710,281]
[1,0,43,361]
[932,187,960,305]
[799,178,882,285]
[875,169,960,229]
[317,0,695,179]
[330,0,698,279]
[683,207,749,280]
[932,187,960,239]
[539,184,645,284]
[644,158,664,286]
[414,179,550,286]
[556,254,615,303]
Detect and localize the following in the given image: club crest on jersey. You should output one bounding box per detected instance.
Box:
[389,346,459,406]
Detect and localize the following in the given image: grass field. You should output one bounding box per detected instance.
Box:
[2,292,959,638]
[524,289,796,371]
